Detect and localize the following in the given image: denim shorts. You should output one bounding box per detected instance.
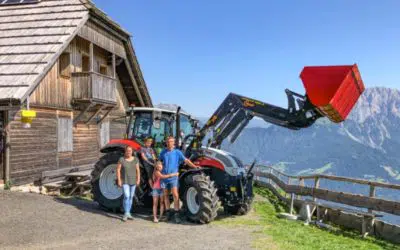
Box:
[161,177,179,190]
[152,188,163,197]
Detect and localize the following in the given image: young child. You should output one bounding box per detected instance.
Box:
[150,161,178,223]
[140,137,157,182]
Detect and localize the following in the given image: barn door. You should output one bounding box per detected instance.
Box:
[0,111,4,182]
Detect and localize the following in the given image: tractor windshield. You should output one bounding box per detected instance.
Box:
[128,112,172,145]
[172,115,194,140]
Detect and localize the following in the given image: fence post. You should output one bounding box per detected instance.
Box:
[298,177,304,200]
[268,168,272,185]
[368,185,376,213]
[313,177,320,202]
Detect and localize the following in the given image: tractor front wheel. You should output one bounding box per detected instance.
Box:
[91,152,123,212]
[224,200,252,215]
[182,173,219,224]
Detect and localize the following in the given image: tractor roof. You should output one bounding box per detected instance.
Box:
[130,107,195,119]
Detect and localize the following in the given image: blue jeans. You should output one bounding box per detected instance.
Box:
[122,184,136,215]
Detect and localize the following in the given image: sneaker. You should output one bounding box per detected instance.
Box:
[153,218,159,223]
[166,210,173,221]
[122,215,128,222]
[127,214,134,220]
[174,212,182,224]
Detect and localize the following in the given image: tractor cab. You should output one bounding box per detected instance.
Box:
[121,107,199,155]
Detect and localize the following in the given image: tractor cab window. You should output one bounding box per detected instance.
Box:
[172,115,195,145]
[151,119,168,144]
[132,113,152,142]
[129,112,172,146]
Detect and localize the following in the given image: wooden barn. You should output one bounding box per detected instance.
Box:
[0,0,152,186]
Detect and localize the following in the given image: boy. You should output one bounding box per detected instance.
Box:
[140,137,157,182]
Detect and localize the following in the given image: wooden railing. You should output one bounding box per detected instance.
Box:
[254,166,400,217]
[72,71,117,104]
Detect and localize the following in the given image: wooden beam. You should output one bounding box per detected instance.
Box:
[85,105,103,124]
[97,107,113,125]
[73,103,94,125]
[368,185,376,213]
[123,59,144,106]
[4,111,10,184]
[89,42,94,72]
[112,53,116,79]
[313,177,320,202]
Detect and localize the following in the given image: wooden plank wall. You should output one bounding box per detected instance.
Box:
[29,62,72,109]
[78,20,126,59]
[72,120,101,167]
[109,78,129,140]
[9,109,58,185]
[0,111,4,181]
[70,36,90,73]
[93,45,113,76]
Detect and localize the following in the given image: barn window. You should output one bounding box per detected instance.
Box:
[58,118,73,152]
[100,121,110,147]
[59,52,71,78]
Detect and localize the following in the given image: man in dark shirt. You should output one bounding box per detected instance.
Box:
[159,136,199,223]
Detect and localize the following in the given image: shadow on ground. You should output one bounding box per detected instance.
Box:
[53,196,209,226]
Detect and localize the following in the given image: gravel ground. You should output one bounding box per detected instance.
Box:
[0,191,253,250]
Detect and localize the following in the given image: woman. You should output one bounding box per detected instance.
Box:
[117,145,140,221]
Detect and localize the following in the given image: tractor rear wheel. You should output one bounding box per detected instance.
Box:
[91,152,123,212]
[182,173,219,224]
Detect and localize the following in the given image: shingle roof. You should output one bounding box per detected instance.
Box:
[0,0,89,102]
[0,0,152,107]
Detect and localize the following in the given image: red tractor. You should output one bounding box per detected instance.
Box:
[91,64,365,224]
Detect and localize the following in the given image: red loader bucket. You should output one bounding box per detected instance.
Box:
[300,64,365,123]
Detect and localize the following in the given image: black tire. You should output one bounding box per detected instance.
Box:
[224,200,252,215]
[91,152,123,212]
[182,173,219,224]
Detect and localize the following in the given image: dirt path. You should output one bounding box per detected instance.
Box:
[0,191,253,250]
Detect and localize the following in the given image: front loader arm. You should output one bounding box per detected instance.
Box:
[193,91,322,149]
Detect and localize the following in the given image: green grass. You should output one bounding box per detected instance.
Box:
[215,186,399,250]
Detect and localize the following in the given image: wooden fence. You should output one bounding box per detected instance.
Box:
[253,165,400,243]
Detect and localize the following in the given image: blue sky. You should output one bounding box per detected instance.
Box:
[93,0,400,117]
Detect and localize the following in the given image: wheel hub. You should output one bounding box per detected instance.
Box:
[186,187,200,214]
[99,164,123,200]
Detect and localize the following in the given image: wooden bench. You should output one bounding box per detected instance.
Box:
[41,164,93,184]
[301,199,383,237]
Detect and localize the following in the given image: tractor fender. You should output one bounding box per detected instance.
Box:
[100,139,142,154]
[179,168,206,182]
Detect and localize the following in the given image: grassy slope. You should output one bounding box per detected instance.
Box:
[215,186,399,250]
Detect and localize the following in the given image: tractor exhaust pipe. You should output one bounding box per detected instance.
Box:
[175,106,181,148]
